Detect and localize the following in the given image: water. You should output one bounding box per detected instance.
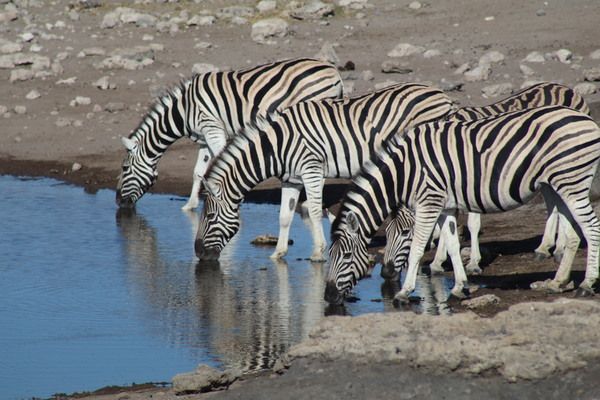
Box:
[0,175,455,399]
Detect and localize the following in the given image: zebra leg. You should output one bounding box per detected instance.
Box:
[440,215,469,299]
[271,184,302,259]
[302,169,327,262]
[534,185,560,260]
[182,146,212,211]
[466,213,482,275]
[394,199,445,305]
[429,218,447,275]
[554,214,567,262]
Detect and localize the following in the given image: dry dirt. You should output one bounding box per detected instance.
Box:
[3,0,600,399]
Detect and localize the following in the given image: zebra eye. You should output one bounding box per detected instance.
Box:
[206,212,216,220]
[401,229,411,236]
[342,251,353,261]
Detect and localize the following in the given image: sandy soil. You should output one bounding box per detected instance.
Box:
[3,0,600,398]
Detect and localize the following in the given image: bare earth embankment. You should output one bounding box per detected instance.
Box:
[2,0,600,398]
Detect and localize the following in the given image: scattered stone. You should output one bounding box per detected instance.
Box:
[482,83,513,97]
[523,51,545,63]
[56,76,77,85]
[360,70,374,81]
[120,10,157,27]
[251,18,289,44]
[20,33,35,43]
[187,15,216,26]
[69,10,80,21]
[25,90,40,100]
[70,96,91,106]
[30,44,43,53]
[0,10,18,23]
[217,6,255,20]
[172,365,240,394]
[9,69,34,82]
[583,67,600,82]
[374,80,398,90]
[0,39,22,54]
[101,10,120,29]
[230,16,248,25]
[256,0,277,13]
[337,0,370,10]
[423,49,441,58]
[77,47,105,58]
[461,294,501,309]
[536,8,546,16]
[0,105,7,115]
[104,102,126,112]
[479,50,505,66]
[439,78,463,92]
[93,76,116,90]
[381,60,412,74]
[387,43,425,58]
[194,41,213,50]
[554,48,572,64]
[314,42,339,66]
[14,105,26,115]
[453,62,470,75]
[71,162,82,172]
[56,117,72,127]
[464,64,491,82]
[251,235,286,246]
[574,82,597,96]
[408,1,422,10]
[589,49,600,60]
[290,1,334,20]
[192,63,219,75]
[519,64,535,76]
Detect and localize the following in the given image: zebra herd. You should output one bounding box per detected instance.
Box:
[116,57,600,307]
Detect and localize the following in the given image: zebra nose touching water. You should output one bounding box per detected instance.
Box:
[193,83,453,262]
[114,58,344,210]
[326,106,600,306]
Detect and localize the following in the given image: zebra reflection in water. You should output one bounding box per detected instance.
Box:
[115,208,324,372]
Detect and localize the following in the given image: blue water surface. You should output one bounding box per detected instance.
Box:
[0,176,453,399]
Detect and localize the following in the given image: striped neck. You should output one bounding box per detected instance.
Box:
[129,83,189,166]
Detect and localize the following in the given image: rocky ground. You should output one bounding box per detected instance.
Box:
[3,0,600,399]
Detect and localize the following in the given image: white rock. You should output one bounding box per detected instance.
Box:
[453,62,470,75]
[523,51,545,63]
[71,96,91,106]
[554,48,572,64]
[290,1,334,19]
[361,70,374,81]
[30,44,42,53]
[574,82,597,96]
[423,49,441,58]
[55,20,66,29]
[0,40,22,54]
[93,76,116,90]
[69,10,80,21]
[71,162,82,172]
[256,0,277,13]
[462,294,500,309]
[479,50,505,66]
[55,117,72,127]
[121,11,157,27]
[187,15,215,26]
[0,10,18,23]
[20,32,35,42]
[481,83,513,97]
[387,43,425,58]
[408,1,422,10]
[251,18,289,44]
[0,105,7,114]
[56,76,77,85]
[337,0,369,9]
[14,105,26,114]
[519,64,535,76]
[25,90,40,100]
[583,67,600,82]
[9,69,34,82]
[464,64,491,82]
[101,10,120,29]
[194,41,213,49]
[589,49,600,60]
[230,16,248,25]
[314,42,339,66]
[192,63,219,75]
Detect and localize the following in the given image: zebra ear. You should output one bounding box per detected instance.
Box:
[121,136,138,152]
[346,211,360,234]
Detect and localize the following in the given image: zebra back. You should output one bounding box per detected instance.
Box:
[450,82,590,121]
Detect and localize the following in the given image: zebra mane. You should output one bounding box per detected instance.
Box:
[127,78,191,141]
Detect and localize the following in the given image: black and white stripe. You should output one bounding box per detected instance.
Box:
[326,106,600,304]
[115,58,343,209]
[194,83,453,261]
[383,82,591,277]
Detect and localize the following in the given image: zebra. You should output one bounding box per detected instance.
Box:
[115,58,343,211]
[325,106,600,305]
[381,82,591,279]
[194,83,453,261]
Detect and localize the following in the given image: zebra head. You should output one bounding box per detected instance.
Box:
[381,207,414,280]
[195,180,240,260]
[116,136,158,208]
[325,211,370,305]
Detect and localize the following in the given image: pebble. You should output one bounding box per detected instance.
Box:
[536,9,546,16]
[55,117,71,127]
[439,78,463,92]
[523,51,545,63]
[381,60,412,74]
[554,48,572,64]
[25,90,40,100]
[337,0,369,9]
[289,1,335,20]
[519,64,535,76]
[72,162,82,172]
[194,41,213,49]
[360,70,374,81]
[583,67,600,82]
[574,82,597,96]
[589,49,600,60]
[0,105,7,114]
[256,0,277,13]
[9,69,34,82]
[56,76,77,85]
[453,62,470,75]
[14,105,27,114]
[481,83,514,97]
[408,1,422,10]
[423,49,441,58]
[314,42,339,66]
[251,18,289,44]
[93,76,116,90]
[187,15,216,26]
[104,102,126,112]
[479,50,505,66]
[77,47,105,58]
[461,294,500,309]
[21,32,35,42]
[71,96,91,106]
[387,43,425,58]
[192,63,219,74]
[0,40,22,54]
[464,64,491,82]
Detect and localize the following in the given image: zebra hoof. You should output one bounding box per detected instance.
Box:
[429,264,445,275]
[451,287,470,300]
[575,285,595,298]
[533,250,550,261]
[392,292,410,307]
[466,265,482,275]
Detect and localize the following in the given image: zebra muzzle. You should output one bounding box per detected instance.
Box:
[324,281,344,305]
[195,239,220,261]
[380,262,400,281]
